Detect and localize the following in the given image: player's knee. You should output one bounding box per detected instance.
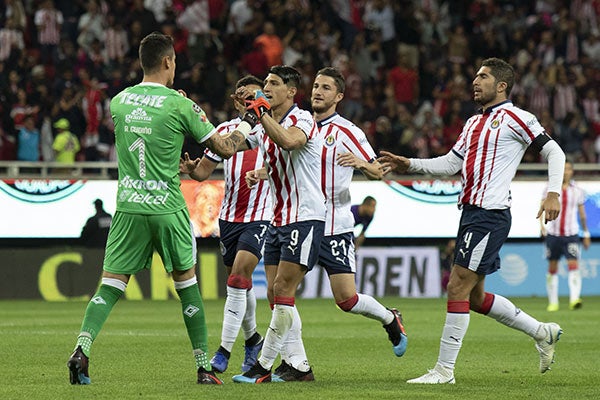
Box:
[336,293,359,312]
[227,273,252,289]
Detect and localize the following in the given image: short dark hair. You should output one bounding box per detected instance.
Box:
[139,32,174,75]
[316,67,345,93]
[362,196,376,205]
[481,57,515,97]
[236,75,264,89]
[268,65,301,88]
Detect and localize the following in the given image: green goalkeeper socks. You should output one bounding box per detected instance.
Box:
[76,284,124,356]
[176,284,210,370]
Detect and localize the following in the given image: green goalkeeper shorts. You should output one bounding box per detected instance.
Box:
[103,209,197,275]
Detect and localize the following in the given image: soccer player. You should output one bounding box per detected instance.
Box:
[540,160,590,311]
[179,75,271,373]
[379,58,566,384]
[267,67,408,382]
[231,65,326,383]
[351,195,377,249]
[66,32,258,386]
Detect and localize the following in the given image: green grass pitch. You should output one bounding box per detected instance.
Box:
[1,296,598,400]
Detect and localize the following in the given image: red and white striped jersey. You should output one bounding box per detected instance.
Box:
[246,105,326,226]
[205,117,272,223]
[542,181,585,236]
[34,8,63,45]
[453,100,547,209]
[319,113,376,235]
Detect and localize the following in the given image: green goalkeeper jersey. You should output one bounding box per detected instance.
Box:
[110,82,215,214]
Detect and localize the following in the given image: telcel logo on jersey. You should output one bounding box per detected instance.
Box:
[119,176,170,205]
[125,108,152,124]
[0,179,84,203]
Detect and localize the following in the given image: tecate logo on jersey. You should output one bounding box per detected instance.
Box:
[0,179,84,203]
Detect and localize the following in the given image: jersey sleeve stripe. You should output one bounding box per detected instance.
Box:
[503,109,536,141]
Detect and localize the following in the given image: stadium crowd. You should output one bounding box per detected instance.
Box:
[1,0,600,164]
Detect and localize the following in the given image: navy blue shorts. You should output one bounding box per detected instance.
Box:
[263,220,325,270]
[218,219,269,267]
[454,205,511,275]
[317,232,356,275]
[545,234,580,261]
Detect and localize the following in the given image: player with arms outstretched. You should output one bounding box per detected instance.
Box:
[380,58,566,384]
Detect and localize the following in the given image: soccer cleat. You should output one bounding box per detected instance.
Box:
[569,299,582,310]
[210,350,229,373]
[546,303,559,312]
[232,362,271,383]
[535,322,563,373]
[197,368,224,385]
[383,308,408,357]
[406,366,455,384]
[272,360,315,382]
[242,337,263,372]
[67,345,91,385]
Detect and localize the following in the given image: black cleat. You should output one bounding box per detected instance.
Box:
[197,368,224,385]
[272,360,315,382]
[383,308,408,357]
[67,345,91,385]
[232,362,272,383]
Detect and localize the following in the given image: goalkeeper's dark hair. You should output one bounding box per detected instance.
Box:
[268,65,301,88]
[139,32,174,75]
[316,67,346,93]
[236,75,264,89]
[481,57,515,97]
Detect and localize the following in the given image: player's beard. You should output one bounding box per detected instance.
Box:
[311,100,332,114]
[474,89,496,107]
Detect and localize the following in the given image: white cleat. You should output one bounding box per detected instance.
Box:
[535,322,563,373]
[407,366,455,384]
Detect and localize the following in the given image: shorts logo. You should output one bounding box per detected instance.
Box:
[184,305,200,317]
[491,120,500,129]
[219,241,227,256]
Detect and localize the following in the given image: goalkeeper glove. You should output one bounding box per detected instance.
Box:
[245,90,271,119]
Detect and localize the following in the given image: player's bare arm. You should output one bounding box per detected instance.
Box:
[378,151,410,175]
[337,153,383,180]
[180,153,218,182]
[204,130,249,159]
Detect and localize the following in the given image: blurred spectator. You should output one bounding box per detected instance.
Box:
[104,13,129,67]
[16,115,40,161]
[10,89,40,133]
[363,0,396,68]
[34,0,63,65]
[0,17,25,63]
[388,53,419,111]
[253,21,284,67]
[77,0,105,54]
[52,118,80,164]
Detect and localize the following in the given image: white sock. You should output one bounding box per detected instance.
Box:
[220,286,247,352]
[486,294,542,339]
[437,312,469,370]
[283,306,310,372]
[568,269,582,303]
[258,304,293,369]
[349,293,393,324]
[242,287,257,340]
[546,273,559,305]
